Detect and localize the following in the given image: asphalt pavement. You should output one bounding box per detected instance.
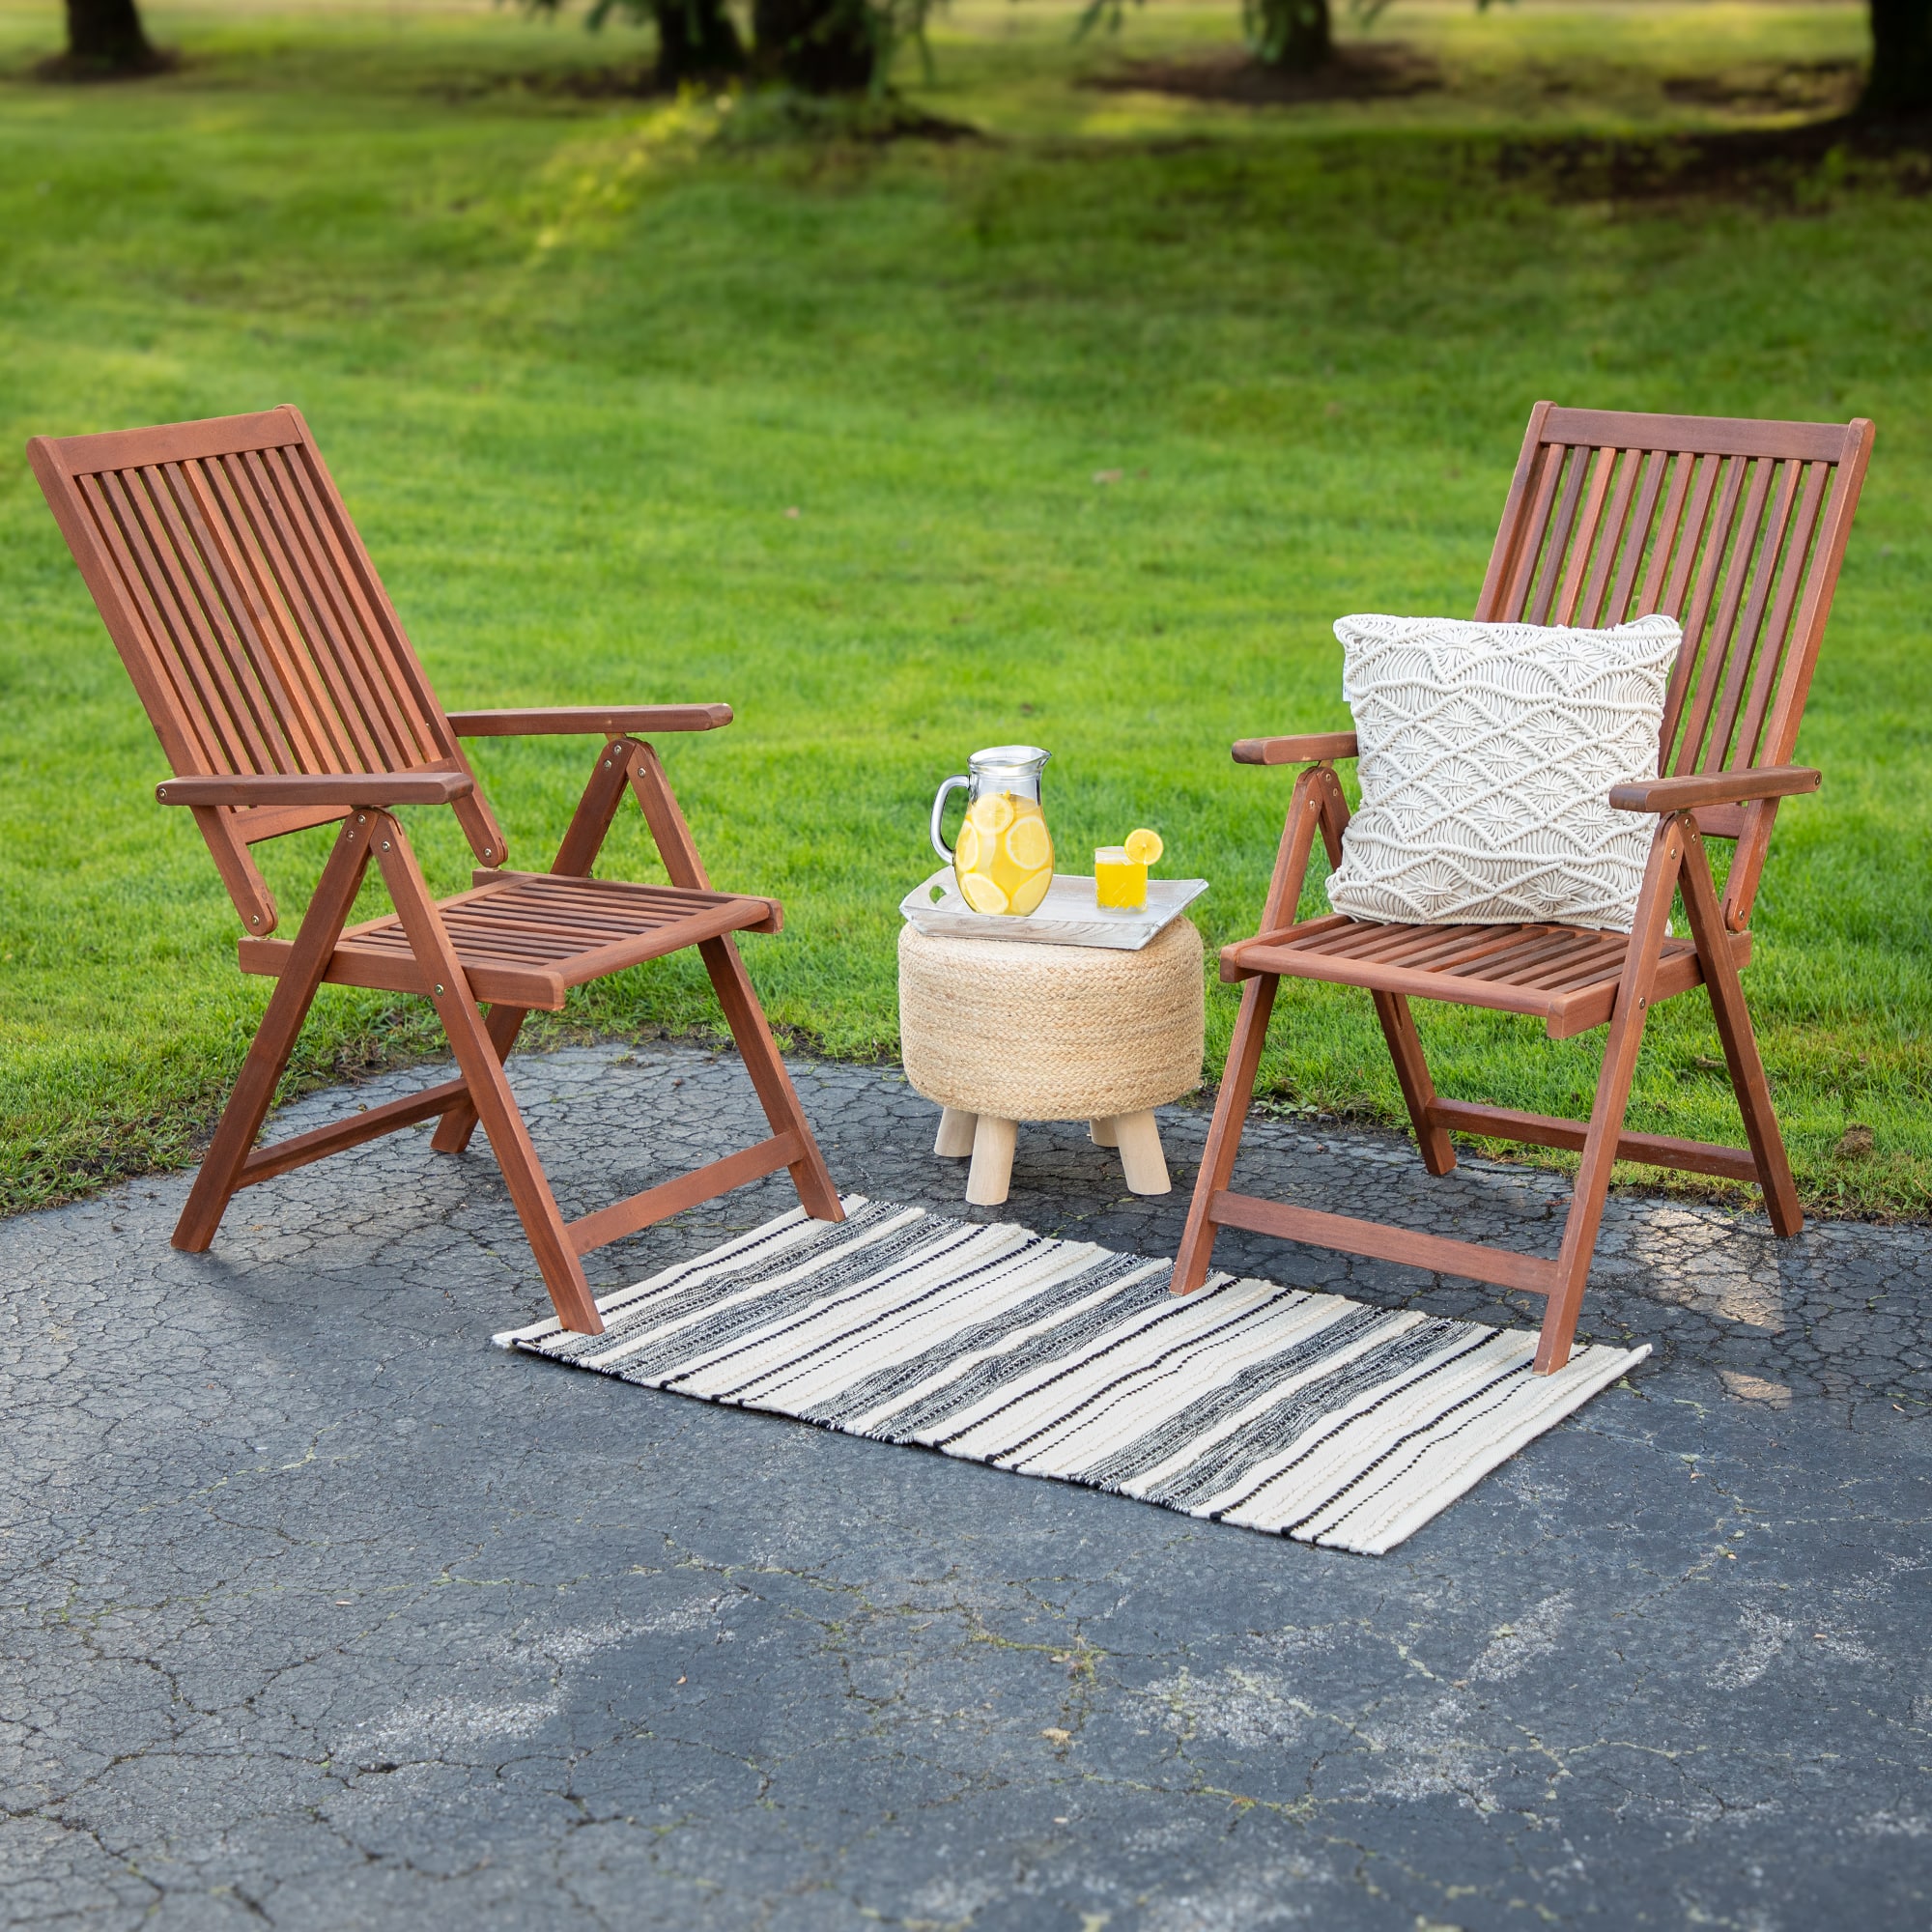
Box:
[5,1040,1928,1930]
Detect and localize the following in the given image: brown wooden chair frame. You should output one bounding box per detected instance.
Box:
[30,407,843,1337]
[1174,403,1874,1373]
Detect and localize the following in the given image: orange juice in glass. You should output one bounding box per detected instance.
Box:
[1095,828,1163,911]
[1094,846,1146,910]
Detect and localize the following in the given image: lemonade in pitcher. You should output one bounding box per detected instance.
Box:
[930,747,1056,917]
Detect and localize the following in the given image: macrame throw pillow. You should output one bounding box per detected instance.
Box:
[1323,611,1682,932]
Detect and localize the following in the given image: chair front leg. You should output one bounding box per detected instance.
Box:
[1174,767,1338,1293]
[371,811,603,1335]
[175,815,373,1252]
[1173,970,1279,1293]
[1678,825,1802,1236]
[1535,812,1688,1374]
[1262,763,1343,930]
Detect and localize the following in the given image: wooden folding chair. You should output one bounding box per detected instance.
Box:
[29,406,843,1336]
[1175,404,1874,1373]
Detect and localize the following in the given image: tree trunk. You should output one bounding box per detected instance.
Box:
[752,0,875,93]
[653,0,743,86]
[1249,0,1331,73]
[63,0,158,72]
[1862,0,1932,116]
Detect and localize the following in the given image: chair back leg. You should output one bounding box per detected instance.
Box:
[430,1001,527,1154]
[1678,828,1803,1236]
[628,737,842,1225]
[1371,989,1457,1177]
[698,935,844,1222]
[432,738,635,1155]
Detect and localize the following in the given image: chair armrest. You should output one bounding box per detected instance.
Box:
[444,704,734,737]
[156,771,474,808]
[1232,731,1359,766]
[1607,766,1820,813]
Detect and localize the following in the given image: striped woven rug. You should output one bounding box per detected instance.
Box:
[496,1197,1647,1555]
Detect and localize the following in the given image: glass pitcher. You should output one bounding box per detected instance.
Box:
[929,745,1056,917]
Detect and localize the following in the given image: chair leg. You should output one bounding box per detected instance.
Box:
[1534,815,1687,1374]
[1678,829,1803,1237]
[174,818,372,1254]
[697,936,843,1224]
[1089,1117,1120,1148]
[1173,973,1279,1293]
[431,736,649,1158]
[627,741,842,1226]
[1371,989,1456,1176]
[429,1003,527,1154]
[371,815,603,1335]
[934,1107,977,1158]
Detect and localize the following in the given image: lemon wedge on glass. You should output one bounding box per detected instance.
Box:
[1123,827,1163,867]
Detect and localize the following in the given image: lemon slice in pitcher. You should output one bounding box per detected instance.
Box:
[957,870,1010,916]
[968,791,1016,836]
[1123,827,1163,867]
[954,820,982,873]
[1007,814,1052,873]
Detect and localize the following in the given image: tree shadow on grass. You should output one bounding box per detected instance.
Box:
[1494,111,1932,208]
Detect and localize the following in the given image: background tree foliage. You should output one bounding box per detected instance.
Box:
[525,0,933,91]
[42,0,1932,105]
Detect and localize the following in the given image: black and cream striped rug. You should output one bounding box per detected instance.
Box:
[496,1197,1646,1555]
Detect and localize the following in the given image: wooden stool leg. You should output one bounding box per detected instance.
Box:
[966,1116,1017,1207]
[1114,1111,1170,1195]
[934,1107,977,1158]
[1089,1117,1120,1148]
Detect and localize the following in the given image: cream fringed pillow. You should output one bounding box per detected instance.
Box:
[1323,612,1681,932]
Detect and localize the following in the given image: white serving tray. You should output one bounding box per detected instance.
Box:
[899,868,1208,952]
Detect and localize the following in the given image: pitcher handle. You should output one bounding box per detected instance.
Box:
[929,775,969,865]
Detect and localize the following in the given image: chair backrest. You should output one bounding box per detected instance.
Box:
[1474,403,1873,928]
[29,407,505,934]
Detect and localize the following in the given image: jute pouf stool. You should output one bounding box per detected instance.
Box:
[898,917,1205,1207]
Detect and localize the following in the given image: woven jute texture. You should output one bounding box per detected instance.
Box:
[898,918,1204,1122]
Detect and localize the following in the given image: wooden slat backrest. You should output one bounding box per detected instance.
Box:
[1475,404,1873,928]
[29,408,506,933]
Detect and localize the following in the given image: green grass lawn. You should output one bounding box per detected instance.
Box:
[2,0,1927,1217]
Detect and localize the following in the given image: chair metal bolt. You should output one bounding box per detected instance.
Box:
[435,983,444,996]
